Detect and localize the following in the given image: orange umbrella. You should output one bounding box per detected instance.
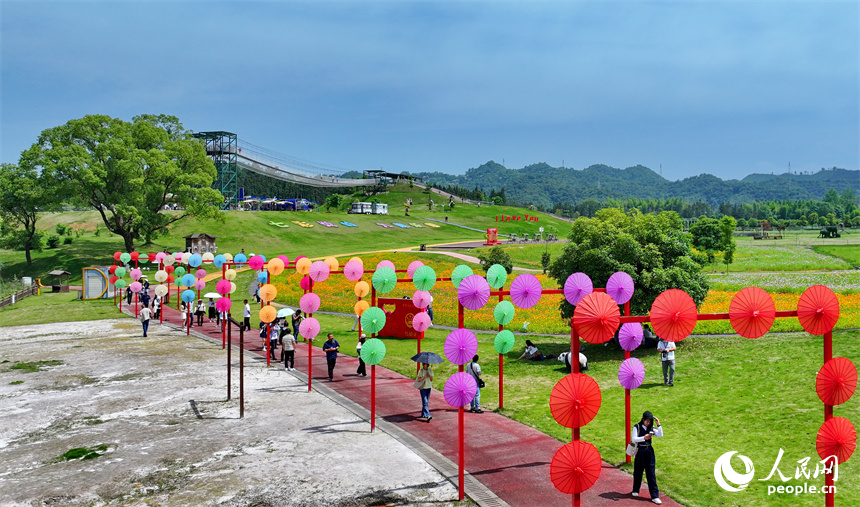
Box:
[816,357,857,406]
[797,285,840,335]
[816,417,856,463]
[573,292,620,344]
[550,440,602,494]
[729,287,776,339]
[650,289,698,342]
[550,373,602,428]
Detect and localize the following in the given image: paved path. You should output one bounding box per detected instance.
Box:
[129,301,682,507]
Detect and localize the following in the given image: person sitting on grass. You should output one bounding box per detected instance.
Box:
[518,339,553,361]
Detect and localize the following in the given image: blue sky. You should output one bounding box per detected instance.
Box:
[2,1,858,181]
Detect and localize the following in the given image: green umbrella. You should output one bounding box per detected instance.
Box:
[372,266,397,294]
[114,278,127,289]
[361,307,387,334]
[494,329,516,354]
[360,338,387,365]
[174,266,187,278]
[486,264,508,289]
[114,266,127,278]
[412,265,437,291]
[494,300,516,325]
[119,252,131,264]
[451,265,473,288]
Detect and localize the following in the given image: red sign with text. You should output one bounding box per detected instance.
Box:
[377,297,422,339]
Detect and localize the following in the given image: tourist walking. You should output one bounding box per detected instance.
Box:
[414,363,434,422]
[291,311,302,336]
[207,298,216,322]
[356,334,367,376]
[180,302,189,331]
[466,355,484,413]
[631,411,664,504]
[281,328,296,370]
[195,299,206,326]
[657,338,676,386]
[323,333,340,381]
[242,299,251,331]
[152,295,161,320]
[139,305,152,337]
[268,321,280,361]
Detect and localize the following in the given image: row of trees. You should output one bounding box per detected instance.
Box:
[0,114,224,265]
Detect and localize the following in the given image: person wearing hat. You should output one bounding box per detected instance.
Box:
[355,334,367,377]
[631,410,664,504]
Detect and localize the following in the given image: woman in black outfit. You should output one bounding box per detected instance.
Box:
[631,410,664,505]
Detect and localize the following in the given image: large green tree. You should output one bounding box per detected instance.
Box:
[548,208,709,318]
[689,216,722,264]
[0,162,59,266]
[23,114,223,251]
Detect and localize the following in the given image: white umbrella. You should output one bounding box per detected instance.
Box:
[203,292,222,299]
[277,307,296,318]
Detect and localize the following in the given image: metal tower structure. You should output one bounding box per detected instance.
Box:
[194,131,238,209]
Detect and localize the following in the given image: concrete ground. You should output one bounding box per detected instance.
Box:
[0,319,461,507]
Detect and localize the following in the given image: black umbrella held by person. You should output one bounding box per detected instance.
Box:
[411,352,444,364]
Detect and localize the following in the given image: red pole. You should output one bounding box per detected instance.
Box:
[221,264,226,348]
[824,329,834,507]
[239,322,244,418]
[371,364,376,432]
[459,362,465,501]
[498,288,504,409]
[227,312,232,401]
[624,301,632,463]
[134,258,139,318]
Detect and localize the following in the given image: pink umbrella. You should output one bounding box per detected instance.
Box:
[444,328,478,365]
[412,290,432,309]
[606,271,635,305]
[444,372,478,407]
[155,252,166,263]
[130,268,142,281]
[248,255,265,270]
[300,277,314,291]
[618,358,645,389]
[215,297,232,312]
[277,254,290,266]
[216,279,232,295]
[299,317,321,340]
[129,281,142,293]
[343,260,364,281]
[194,280,206,291]
[510,274,542,309]
[309,261,330,282]
[195,268,207,279]
[407,260,424,277]
[457,274,491,310]
[377,260,396,271]
[564,272,592,306]
[300,293,321,314]
[618,323,643,352]
[412,312,431,332]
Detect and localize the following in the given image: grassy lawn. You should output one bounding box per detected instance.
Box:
[812,244,860,267]
[0,290,131,327]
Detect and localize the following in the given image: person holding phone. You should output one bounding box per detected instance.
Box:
[631,410,664,504]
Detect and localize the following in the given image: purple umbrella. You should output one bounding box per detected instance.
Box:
[510,273,542,309]
[444,328,478,365]
[376,260,396,271]
[407,260,425,278]
[444,372,478,407]
[412,290,432,309]
[300,293,321,314]
[299,317,321,340]
[343,260,364,282]
[618,323,643,352]
[309,261,330,282]
[564,272,593,306]
[457,274,491,310]
[412,312,431,332]
[618,358,645,390]
[606,271,635,305]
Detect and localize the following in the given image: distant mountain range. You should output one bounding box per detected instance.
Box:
[406,163,859,209]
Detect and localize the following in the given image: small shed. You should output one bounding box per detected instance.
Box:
[47,269,71,293]
[185,233,218,253]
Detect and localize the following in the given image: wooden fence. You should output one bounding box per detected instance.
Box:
[0,285,39,309]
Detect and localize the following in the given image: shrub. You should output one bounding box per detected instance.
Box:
[47,235,60,248]
[63,236,73,245]
[55,224,67,236]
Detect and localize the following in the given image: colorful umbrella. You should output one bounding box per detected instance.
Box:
[258,284,277,302]
[412,290,432,309]
[493,300,516,325]
[201,252,214,263]
[259,305,277,323]
[195,268,207,280]
[451,265,474,289]
[361,307,387,334]
[510,274,542,309]
[797,285,840,336]
[372,266,398,294]
[816,417,857,463]
[309,261,331,282]
[277,254,289,266]
[188,253,203,268]
[354,300,370,316]
[213,254,226,268]
[215,297,231,312]
[174,266,187,278]
[650,289,698,342]
[233,253,247,264]
[299,317,321,340]
[130,268,142,280]
[202,292,221,299]
[549,373,602,428]
[154,285,169,297]
[412,312,431,332]
[129,281,142,293]
[444,328,478,365]
[486,264,508,289]
[299,293,321,314]
[494,330,516,354]
[564,272,593,306]
[618,358,645,390]
[606,271,635,305]
[295,257,312,275]
[115,266,127,278]
[354,281,370,298]
[300,276,314,291]
[115,279,127,289]
[344,260,364,281]
[411,351,444,364]
[618,323,643,352]
[268,257,285,276]
[444,372,478,407]
[412,266,437,291]
[180,273,196,287]
[729,287,776,339]
[550,441,602,494]
[225,269,237,281]
[458,274,491,310]
[257,271,269,284]
[163,254,176,265]
[216,279,232,295]
[248,255,266,271]
[376,259,396,271]
[816,357,857,406]
[194,280,205,291]
[120,252,131,264]
[407,260,424,278]
[323,256,339,272]
[573,292,620,344]
[276,307,296,318]
[360,338,387,365]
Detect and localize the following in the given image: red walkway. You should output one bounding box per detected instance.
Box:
[132,300,682,507]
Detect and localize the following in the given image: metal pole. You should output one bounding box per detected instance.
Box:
[239,323,244,419]
[227,313,232,401]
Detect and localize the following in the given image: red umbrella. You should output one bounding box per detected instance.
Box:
[573,292,620,344]
[550,440,602,494]
[816,357,857,406]
[729,287,776,339]
[650,289,698,342]
[797,285,840,336]
[549,373,602,428]
[816,417,857,463]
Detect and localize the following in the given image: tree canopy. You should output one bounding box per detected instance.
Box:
[548,208,709,318]
[23,114,223,251]
[0,163,59,266]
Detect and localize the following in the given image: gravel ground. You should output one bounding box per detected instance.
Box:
[0,320,461,507]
